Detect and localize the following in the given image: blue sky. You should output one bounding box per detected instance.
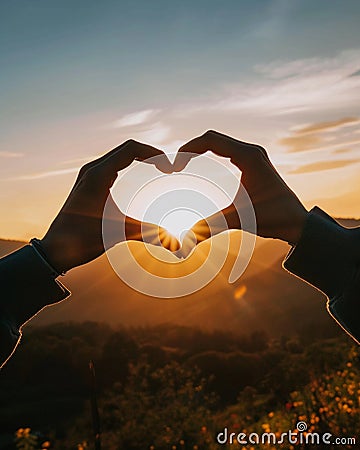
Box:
[2,0,359,125]
[1,0,360,239]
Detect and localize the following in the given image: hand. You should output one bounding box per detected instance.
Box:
[174,130,308,257]
[40,140,178,272]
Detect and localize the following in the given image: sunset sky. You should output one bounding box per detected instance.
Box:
[1,0,360,241]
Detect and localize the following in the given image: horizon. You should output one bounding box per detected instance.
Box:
[2,215,360,245]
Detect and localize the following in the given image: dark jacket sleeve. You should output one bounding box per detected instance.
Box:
[283,206,360,345]
[0,245,70,368]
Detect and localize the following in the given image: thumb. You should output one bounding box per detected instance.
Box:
[174,229,198,259]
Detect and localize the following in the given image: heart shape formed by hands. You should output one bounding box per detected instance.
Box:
[107,147,242,260]
[101,132,260,298]
[43,130,306,298]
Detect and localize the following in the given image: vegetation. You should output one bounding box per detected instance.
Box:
[0,322,358,449]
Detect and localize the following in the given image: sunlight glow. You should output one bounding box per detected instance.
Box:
[160,209,202,240]
[110,153,241,249]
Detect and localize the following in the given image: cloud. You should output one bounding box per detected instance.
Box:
[11,167,78,181]
[289,159,360,174]
[291,117,360,135]
[333,148,351,154]
[349,69,360,77]
[328,139,360,151]
[216,50,360,115]
[278,114,360,152]
[0,151,24,158]
[254,50,360,79]
[110,109,159,128]
[99,50,360,154]
[279,134,360,153]
[60,155,101,166]
[278,133,324,152]
[133,122,170,146]
[105,110,170,146]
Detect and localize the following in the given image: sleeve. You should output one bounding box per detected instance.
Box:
[283,206,360,345]
[0,245,71,368]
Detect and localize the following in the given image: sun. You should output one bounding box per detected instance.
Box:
[158,208,203,240]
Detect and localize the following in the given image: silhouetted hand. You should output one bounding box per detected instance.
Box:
[41,140,178,272]
[174,130,308,257]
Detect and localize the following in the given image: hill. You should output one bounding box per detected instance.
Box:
[0,217,358,338]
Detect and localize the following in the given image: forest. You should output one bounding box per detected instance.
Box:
[0,321,358,449]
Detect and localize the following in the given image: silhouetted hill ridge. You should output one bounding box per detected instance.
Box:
[0,216,358,337]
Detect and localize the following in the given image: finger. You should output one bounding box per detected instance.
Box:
[77,140,172,181]
[72,141,137,187]
[77,140,173,198]
[177,229,198,258]
[130,142,173,174]
[103,198,181,251]
[123,216,181,250]
[173,133,210,172]
[173,130,263,173]
[159,229,181,252]
[99,140,173,176]
[172,149,202,173]
[173,206,241,257]
[173,130,236,172]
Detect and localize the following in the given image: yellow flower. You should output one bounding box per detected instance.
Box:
[16,428,24,438]
[16,427,31,439]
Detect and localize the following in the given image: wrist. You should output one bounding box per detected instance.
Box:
[30,238,66,277]
[282,208,309,246]
[39,236,69,274]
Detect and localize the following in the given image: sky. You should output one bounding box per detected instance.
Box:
[1,0,360,240]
